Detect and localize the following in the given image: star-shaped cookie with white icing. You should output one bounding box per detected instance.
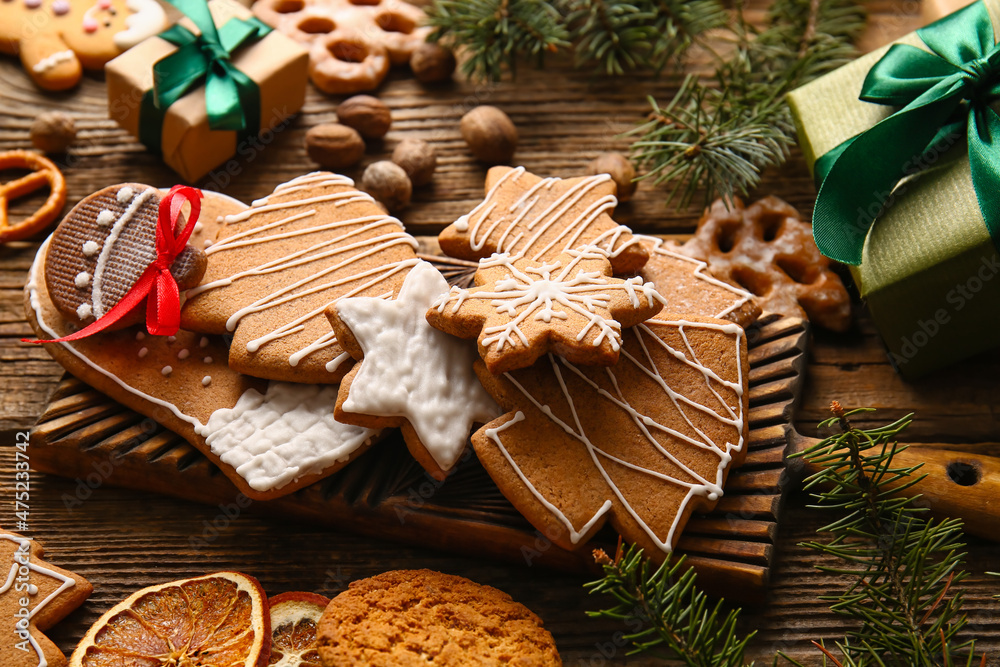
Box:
[0,528,93,667]
[427,248,666,374]
[327,260,501,480]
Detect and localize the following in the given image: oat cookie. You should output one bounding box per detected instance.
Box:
[427,247,666,374]
[438,166,650,275]
[317,570,562,667]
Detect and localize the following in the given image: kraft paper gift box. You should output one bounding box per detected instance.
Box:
[106,0,308,183]
[787,0,1000,379]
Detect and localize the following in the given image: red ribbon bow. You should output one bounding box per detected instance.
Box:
[27,185,203,344]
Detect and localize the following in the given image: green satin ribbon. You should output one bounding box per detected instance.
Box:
[138,0,271,157]
[812,0,1000,266]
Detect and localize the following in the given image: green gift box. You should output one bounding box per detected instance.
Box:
[787,0,1000,378]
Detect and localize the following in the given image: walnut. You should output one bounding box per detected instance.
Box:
[362,160,412,212]
[30,112,76,153]
[305,124,366,169]
[391,139,437,187]
[410,42,456,83]
[586,152,637,202]
[337,95,392,139]
[460,106,517,165]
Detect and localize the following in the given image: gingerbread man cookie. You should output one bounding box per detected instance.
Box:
[252,0,430,94]
[676,196,852,331]
[428,248,666,374]
[328,260,500,480]
[438,166,650,275]
[0,0,166,90]
[0,528,93,667]
[473,316,748,557]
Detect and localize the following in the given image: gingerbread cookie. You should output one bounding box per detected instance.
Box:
[0,0,166,90]
[181,172,421,384]
[317,570,562,667]
[44,183,206,329]
[676,196,852,331]
[427,247,666,374]
[26,188,382,499]
[328,260,500,480]
[636,235,761,328]
[438,166,650,275]
[0,528,93,667]
[252,0,430,94]
[473,316,748,557]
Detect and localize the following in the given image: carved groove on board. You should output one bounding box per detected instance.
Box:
[28,259,810,602]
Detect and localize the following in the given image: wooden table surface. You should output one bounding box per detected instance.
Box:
[2,1,1000,664]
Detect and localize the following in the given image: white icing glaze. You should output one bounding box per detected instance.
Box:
[113,0,167,50]
[636,235,755,320]
[28,238,204,430]
[451,167,641,263]
[81,241,99,257]
[337,261,501,471]
[0,534,77,667]
[485,317,745,553]
[74,272,90,288]
[196,382,378,492]
[202,376,211,386]
[31,49,74,74]
[177,349,189,360]
[161,365,172,376]
[91,187,156,318]
[138,347,148,358]
[76,303,92,320]
[187,172,421,371]
[434,247,665,355]
[96,210,115,227]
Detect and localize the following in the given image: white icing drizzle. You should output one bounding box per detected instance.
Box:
[161,365,172,376]
[0,534,77,667]
[196,382,379,492]
[435,247,665,355]
[177,349,189,360]
[76,303,92,320]
[337,261,501,471]
[187,172,421,370]
[637,235,755,320]
[31,49,74,74]
[96,210,115,227]
[202,376,211,386]
[451,167,641,263]
[81,241,99,257]
[486,317,745,553]
[91,187,156,318]
[74,272,90,288]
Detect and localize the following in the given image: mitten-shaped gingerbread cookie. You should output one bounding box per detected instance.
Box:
[0,0,165,90]
[44,183,206,329]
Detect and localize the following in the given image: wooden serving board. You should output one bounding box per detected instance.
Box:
[26,256,809,602]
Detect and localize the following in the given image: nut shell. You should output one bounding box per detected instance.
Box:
[461,106,518,165]
[361,161,412,212]
[30,112,76,154]
[305,124,366,170]
[410,43,456,83]
[337,95,392,139]
[391,139,437,187]
[586,152,636,202]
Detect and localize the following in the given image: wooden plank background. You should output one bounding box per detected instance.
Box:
[2,1,1000,663]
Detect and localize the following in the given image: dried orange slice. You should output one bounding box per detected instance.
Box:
[268,592,330,667]
[69,571,270,667]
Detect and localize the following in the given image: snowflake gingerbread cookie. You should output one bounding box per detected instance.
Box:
[328,260,500,480]
[438,166,650,275]
[473,316,749,558]
[427,247,666,374]
[0,528,93,667]
[0,0,165,90]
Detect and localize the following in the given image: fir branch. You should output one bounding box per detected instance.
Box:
[784,402,979,666]
[584,543,754,665]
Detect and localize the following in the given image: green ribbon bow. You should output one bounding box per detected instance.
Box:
[812,0,1000,266]
[138,0,271,157]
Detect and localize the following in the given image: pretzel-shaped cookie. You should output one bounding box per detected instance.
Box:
[0,150,67,243]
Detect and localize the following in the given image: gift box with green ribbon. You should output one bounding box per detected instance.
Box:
[106,0,308,183]
[787,0,1000,379]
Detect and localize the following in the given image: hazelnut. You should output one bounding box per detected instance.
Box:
[391,139,437,187]
[362,160,412,212]
[305,123,365,169]
[410,42,456,84]
[460,106,517,165]
[586,152,637,202]
[337,95,392,139]
[30,112,76,153]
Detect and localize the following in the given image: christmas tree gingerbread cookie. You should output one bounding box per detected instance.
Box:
[0,0,166,90]
[427,247,666,374]
[438,166,650,275]
[0,528,93,667]
[473,315,748,557]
